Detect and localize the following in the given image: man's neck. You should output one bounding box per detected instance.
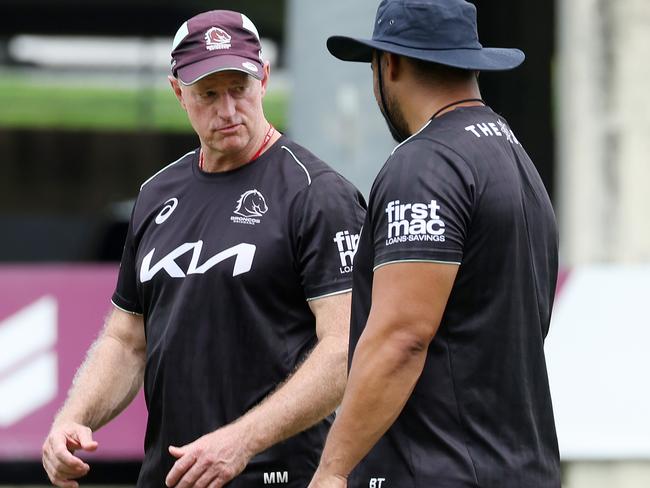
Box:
[403,84,483,135]
[200,119,280,173]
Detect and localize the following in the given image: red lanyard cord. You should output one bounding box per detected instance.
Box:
[199,124,275,170]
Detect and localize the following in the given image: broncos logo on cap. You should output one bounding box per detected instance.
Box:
[205,27,232,50]
[234,190,268,218]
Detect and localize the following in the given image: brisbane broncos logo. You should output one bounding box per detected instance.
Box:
[234,190,268,218]
[205,27,232,51]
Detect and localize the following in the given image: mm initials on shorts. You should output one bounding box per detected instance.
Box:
[369,477,386,488]
[263,471,288,484]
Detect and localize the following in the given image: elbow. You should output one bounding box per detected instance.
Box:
[332,334,351,388]
[389,328,431,359]
[373,312,437,356]
[330,336,349,383]
[400,334,430,356]
[366,305,439,357]
[361,317,436,369]
[319,328,349,363]
[316,331,349,374]
[349,325,431,385]
[372,329,431,379]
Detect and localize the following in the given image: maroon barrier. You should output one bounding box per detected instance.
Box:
[0,265,146,460]
[0,265,570,461]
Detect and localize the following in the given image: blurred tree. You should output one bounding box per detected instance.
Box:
[0,0,286,48]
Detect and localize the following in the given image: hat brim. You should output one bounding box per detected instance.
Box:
[327,36,524,71]
[177,55,264,85]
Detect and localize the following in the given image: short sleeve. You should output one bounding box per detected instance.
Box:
[372,141,474,270]
[292,172,367,300]
[111,207,143,315]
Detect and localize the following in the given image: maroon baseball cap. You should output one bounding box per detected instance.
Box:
[171,10,264,85]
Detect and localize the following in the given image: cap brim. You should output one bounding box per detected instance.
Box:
[327,35,525,71]
[177,55,263,85]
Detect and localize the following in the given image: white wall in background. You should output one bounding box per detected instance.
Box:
[546,265,650,459]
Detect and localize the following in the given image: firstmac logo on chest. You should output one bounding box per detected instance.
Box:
[385,199,446,246]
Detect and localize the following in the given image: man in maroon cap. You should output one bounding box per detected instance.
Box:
[42,10,366,488]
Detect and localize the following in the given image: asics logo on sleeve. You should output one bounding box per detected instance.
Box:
[155,198,179,224]
[140,242,256,282]
[333,230,360,274]
[385,199,446,246]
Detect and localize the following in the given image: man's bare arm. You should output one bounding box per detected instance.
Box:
[42,307,146,488]
[165,292,351,488]
[243,291,350,445]
[308,262,458,488]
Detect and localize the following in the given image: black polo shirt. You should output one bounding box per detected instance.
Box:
[112,135,366,487]
[348,106,560,488]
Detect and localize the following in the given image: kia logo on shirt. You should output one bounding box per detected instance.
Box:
[140,242,256,282]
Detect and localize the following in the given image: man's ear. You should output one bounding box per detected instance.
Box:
[260,61,271,97]
[168,75,186,110]
[385,52,402,82]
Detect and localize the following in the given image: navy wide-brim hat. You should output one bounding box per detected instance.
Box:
[327,0,524,71]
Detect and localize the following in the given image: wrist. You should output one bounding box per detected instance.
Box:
[51,413,76,429]
[231,416,261,459]
[52,408,90,431]
[317,453,350,480]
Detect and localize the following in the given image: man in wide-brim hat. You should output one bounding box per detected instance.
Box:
[309,1,561,487]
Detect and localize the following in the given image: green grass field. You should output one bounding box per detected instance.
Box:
[0,76,287,132]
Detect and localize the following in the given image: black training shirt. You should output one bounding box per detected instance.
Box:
[112,135,366,487]
[348,106,560,488]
